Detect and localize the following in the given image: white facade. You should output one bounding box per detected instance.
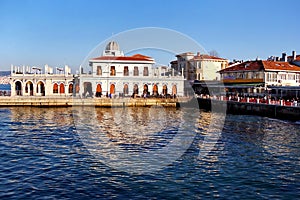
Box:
[79,41,184,98]
[10,65,74,97]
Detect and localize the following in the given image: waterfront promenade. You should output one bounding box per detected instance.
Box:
[0,96,190,107]
[197,96,300,120]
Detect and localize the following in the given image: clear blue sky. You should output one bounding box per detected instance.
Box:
[0,0,299,70]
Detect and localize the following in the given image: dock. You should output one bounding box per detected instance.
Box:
[0,97,191,108]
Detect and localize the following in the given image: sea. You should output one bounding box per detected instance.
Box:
[0,107,299,199]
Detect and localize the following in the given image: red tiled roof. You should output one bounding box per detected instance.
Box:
[193,54,227,61]
[220,60,300,73]
[91,54,154,61]
[263,61,300,71]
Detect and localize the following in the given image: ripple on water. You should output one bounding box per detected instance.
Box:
[0,108,299,199]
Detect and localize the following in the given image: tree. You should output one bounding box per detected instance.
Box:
[209,50,220,57]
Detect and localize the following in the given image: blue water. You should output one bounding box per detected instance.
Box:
[0,107,299,199]
[0,84,10,90]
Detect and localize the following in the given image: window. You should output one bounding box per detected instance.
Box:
[143,67,149,76]
[53,83,58,93]
[123,66,129,76]
[96,66,102,75]
[110,66,116,76]
[134,67,139,76]
[60,83,65,94]
[123,84,129,95]
[68,84,73,93]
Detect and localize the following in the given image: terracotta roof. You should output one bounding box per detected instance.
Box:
[91,54,154,62]
[263,61,300,71]
[220,60,300,73]
[193,54,227,61]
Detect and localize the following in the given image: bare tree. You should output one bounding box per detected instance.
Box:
[209,50,219,57]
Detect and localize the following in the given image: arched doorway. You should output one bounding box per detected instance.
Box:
[162,85,168,96]
[75,84,79,93]
[15,81,22,96]
[110,84,115,95]
[172,85,177,97]
[53,83,58,94]
[36,81,45,96]
[143,84,149,97]
[123,84,129,95]
[59,83,65,94]
[133,84,139,94]
[83,82,92,97]
[68,84,73,94]
[25,81,33,96]
[153,84,158,96]
[96,84,102,97]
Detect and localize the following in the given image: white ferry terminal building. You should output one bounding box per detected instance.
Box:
[10,41,184,98]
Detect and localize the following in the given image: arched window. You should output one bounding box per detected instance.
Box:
[110,84,115,94]
[143,67,149,76]
[123,84,129,95]
[143,84,148,96]
[96,84,102,97]
[53,83,58,93]
[134,67,139,76]
[96,66,102,75]
[15,81,22,96]
[59,83,65,94]
[172,85,177,96]
[110,66,116,76]
[133,84,139,94]
[36,81,45,96]
[68,84,73,94]
[153,84,158,96]
[162,85,168,96]
[25,81,33,96]
[75,84,79,93]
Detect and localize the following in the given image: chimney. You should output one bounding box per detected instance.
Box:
[282,52,287,62]
[292,50,296,60]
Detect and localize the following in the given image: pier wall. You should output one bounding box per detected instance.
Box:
[197,98,300,121]
[0,97,183,108]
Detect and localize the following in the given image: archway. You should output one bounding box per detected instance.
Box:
[153,84,158,96]
[110,84,115,95]
[36,81,45,96]
[123,84,129,95]
[143,84,149,97]
[83,82,92,97]
[53,83,58,94]
[96,84,102,97]
[15,81,22,96]
[68,84,73,94]
[25,81,33,96]
[172,85,177,97]
[133,84,139,94]
[59,83,65,94]
[75,84,79,93]
[162,85,168,96]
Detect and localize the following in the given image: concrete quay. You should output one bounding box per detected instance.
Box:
[0,97,191,108]
[197,98,300,121]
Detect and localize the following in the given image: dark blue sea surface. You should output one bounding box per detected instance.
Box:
[0,107,299,199]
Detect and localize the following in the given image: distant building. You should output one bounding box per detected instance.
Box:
[171,52,228,81]
[79,41,184,98]
[219,60,300,95]
[10,65,74,97]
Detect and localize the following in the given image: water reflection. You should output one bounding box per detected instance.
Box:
[73,106,199,174]
[0,107,299,199]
